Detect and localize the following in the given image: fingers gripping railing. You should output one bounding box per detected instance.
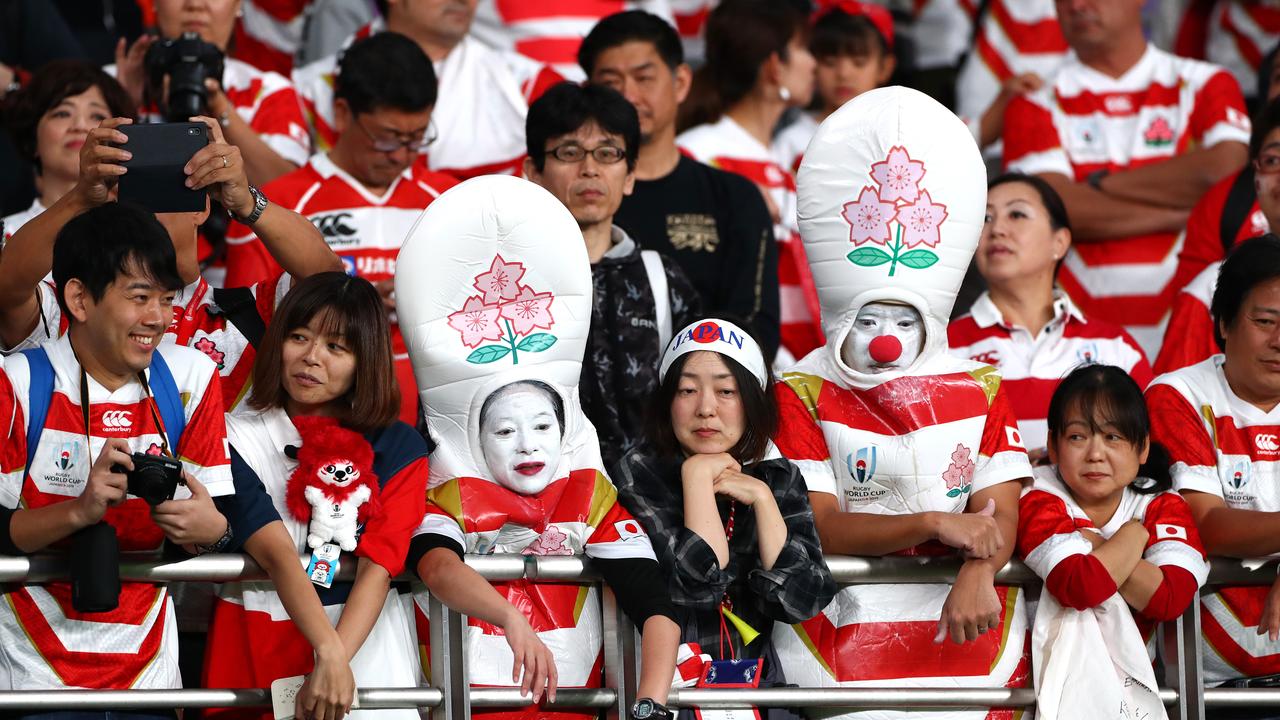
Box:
[0,553,1273,718]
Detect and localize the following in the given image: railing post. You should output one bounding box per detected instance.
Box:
[602,584,640,720]
[429,594,469,720]
[1162,596,1204,720]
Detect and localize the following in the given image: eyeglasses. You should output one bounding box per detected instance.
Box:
[1257,152,1280,175]
[545,144,627,164]
[354,114,438,153]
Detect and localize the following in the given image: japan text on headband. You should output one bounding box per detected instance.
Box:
[659,319,769,389]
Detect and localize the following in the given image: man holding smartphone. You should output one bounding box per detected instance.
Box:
[0,111,344,413]
[0,201,234,692]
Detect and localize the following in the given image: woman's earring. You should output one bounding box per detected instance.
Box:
[779,86,791,103]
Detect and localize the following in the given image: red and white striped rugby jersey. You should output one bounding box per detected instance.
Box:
[1153,261,1220,376]
[1017,469,1207,638]
[293,25,561,179]
[678,115,823,361]
[413,470,656,691]
[1174,169,1265,297]
[948,291,1152,453]
[469,0,676,81]
[224,153,457,422]
[0,335,232,690]
[1148,356,1280,683]
[955,0,1068,131]
[231,0,309,75]
[1003,44,1251,357]
[1205,2,1280,100]
[3,274,293,415]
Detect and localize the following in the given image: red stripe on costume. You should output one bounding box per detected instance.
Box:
[811,372,995,436]
[9,586,166,688]
[990,0,1067,54]
[795,587,1020,681]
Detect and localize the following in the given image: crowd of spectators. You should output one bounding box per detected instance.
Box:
[5,1,1280,719]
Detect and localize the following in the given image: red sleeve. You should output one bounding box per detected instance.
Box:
[1152,293,1218,375]
[1188,69,1250,142]
[1137,566,1199,621]
[772,381,831,464]
[355,456,428,576]
[1146,383,1218,469]
[1046,555,1119,610]
[980,383,1026,458]
[1001,94,1063,170]
[0,369,26,505]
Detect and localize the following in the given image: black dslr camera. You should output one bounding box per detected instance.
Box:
[144,32,225,122]
[112,453,183,506]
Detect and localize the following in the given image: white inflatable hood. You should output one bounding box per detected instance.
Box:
[797,86,986,367]
[395,175,601,486]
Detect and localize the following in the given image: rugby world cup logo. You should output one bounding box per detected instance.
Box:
[841,146,948,277]
[846,446,877,484]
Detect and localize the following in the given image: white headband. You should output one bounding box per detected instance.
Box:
[659,318,769,389]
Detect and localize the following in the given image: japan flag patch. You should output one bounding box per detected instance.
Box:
[1156,524,1188,541]
[615,519,646,541]
[1005,426,1025,448]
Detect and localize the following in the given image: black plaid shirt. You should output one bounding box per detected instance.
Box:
[613,451,837,661]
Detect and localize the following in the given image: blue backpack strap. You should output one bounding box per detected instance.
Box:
[20,347,54,473]
[146,351,186,452]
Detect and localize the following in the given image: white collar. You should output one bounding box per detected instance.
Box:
[309,152,410,205]
[968,289,1086,330]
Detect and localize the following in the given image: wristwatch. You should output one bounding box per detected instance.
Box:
[631,698,674,720]
[196,522,234,555]
[233,185,268,225]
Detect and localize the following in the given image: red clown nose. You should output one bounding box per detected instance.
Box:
[868,334,903,364]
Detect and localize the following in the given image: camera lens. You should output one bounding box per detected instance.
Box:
[188,128,200,135]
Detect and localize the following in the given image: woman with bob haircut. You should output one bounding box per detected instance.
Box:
[2,60,135,239]
[205,272,427,720]
[613,317,837,719]
[948,172,1153,461]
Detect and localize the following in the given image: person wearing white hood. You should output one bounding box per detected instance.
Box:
[769,87,1035,718]
[394,175,681,720]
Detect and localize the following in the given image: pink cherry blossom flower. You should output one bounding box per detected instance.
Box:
[942,443,975,490]
[500,286,555,335]
[898,190,949,249]
[522,526,572,556]
[472,255,526,305]
[870,146,926,203]
[447,296,504,348]
[841,186,897,246]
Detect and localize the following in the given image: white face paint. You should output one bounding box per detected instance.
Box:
[841,302,925,373]
[479,385,564,495]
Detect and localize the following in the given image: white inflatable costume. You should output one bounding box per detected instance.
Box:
[770,87,1035,719]
[395,176,660,720]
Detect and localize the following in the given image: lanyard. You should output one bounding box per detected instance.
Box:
[718,499,737,660]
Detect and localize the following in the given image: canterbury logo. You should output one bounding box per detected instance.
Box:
[101,410,133,429]
[313,213,357,238]
[1256,434,1280,452]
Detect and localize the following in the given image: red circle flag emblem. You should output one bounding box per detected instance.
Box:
[693,322,721,343]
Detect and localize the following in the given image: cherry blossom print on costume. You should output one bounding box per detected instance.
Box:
[843,146,950,276]
[447,254,558,364]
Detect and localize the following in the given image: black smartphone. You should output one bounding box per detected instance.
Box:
[117,122,211,213]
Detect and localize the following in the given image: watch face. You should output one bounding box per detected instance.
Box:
[633,699,654,718]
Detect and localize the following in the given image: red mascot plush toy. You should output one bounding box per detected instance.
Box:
[285,416,380,551]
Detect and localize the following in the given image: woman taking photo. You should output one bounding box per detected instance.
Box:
[206,272,426,720]
[614,318,836,719]
[948,173,1153,461]
[2,60,134,239]
[676,0,821,362]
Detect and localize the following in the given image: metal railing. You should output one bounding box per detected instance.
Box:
[0,553,1273,718]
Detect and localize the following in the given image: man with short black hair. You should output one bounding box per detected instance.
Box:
[524,81,701,470]
[1149,235,1280,693]
[0,202,234,692]
[228,32,457,423]
[580,10,780,362]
